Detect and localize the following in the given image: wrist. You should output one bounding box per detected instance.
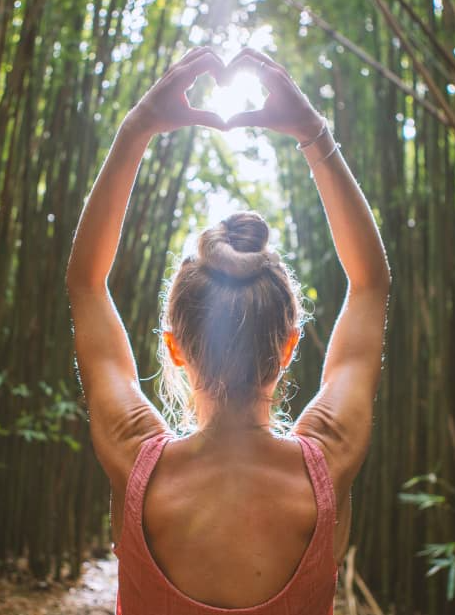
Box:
[298,127,341,179]
[293,112,326,144]
[122,107,159,141]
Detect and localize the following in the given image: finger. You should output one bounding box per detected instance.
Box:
[226,48,299,92]
[184,109,227,131]
[228,47,288,77]
[180,46,205,64]
[172,51,226,89]
[225,109,269,129]
[165,47,210,78]
[176,46,217,68]
[224,55,282,91]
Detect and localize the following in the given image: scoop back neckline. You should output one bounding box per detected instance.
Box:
[135,432,323,612]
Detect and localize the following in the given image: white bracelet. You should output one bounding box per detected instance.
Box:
[295,118,328,150]
[308,142,341,179]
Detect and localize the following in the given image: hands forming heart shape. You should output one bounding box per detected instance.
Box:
[129,47,325,144]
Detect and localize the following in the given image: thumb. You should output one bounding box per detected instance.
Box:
[225,109,268,129]
[185,108,227,131]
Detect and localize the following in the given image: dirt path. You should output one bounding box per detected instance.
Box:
[0,558,118,615]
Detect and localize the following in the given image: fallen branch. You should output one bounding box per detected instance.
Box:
[354,571,386,615]
[345,546,358,615]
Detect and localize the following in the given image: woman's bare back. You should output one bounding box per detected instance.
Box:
[112,432,350,609]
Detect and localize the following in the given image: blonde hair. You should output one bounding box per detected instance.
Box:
[156,210,314,437]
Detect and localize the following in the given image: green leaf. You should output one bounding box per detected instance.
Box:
[38,381,53,396]
[58,380,70,396]
[15,412,34,429]
[428,557,452,567]
[0,424,10,436]
[426,564,444,577]
[400,472,455,496]
[398,492,445,509]
[11,383,31,397]
[401,473,438,489]
[417,543,455,558]
[62,434,81,452]
[46,421,60,433]
[52,400,84,419]
[17,428,47,442]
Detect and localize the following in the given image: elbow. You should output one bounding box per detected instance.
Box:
[349,268,392,293]
[65,266,107,293]
[66,252,109,291]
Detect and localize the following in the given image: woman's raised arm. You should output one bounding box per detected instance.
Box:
[66,47,225,288]
[65,48,225,489]
[226,48,392,507]
[226,47,391,289]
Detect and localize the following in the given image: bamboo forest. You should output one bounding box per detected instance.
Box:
[0,0,454,614]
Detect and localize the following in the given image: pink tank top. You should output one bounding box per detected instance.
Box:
[113,431,339,615]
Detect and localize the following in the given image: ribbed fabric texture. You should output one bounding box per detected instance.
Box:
[114,431,339,615]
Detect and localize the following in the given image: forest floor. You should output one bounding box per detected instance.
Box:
[0,558,118,615]
[0,557,352,615]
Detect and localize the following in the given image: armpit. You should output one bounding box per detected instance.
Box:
[292,398,350,456]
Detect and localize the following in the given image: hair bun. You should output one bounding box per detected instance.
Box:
[197,211,279,280]
[222,211,269,252]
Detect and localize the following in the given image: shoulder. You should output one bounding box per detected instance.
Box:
[109,426,176,493]
[291,431,352,512]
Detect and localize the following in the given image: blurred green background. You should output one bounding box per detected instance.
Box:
[0,1,454,613]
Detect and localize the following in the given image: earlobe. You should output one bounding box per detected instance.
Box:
[282,327,300,368]
[163,331,185,367]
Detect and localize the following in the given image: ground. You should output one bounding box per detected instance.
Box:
[0,558,118,615]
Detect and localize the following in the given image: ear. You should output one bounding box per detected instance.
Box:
[281,327,301,369]
[163,331,186,367]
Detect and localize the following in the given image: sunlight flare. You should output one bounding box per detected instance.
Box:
[204,71,266,123]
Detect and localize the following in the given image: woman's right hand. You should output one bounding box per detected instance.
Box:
[126,46,226,135]
[225,48,325,143]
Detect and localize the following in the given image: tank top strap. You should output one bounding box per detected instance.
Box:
[122,430,174,531]
[293,433,338,528]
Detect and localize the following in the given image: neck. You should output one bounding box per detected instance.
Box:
[194,393,272,435]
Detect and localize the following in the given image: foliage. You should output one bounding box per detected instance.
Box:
[0,2,454,614]
[399,473,455,601]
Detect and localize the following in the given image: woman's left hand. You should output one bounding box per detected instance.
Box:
[224,48,324,143]
[126,46,226,135]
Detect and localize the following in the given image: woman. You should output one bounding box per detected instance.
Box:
[66,47,391,615]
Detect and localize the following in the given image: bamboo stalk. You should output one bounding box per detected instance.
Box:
[282,0,450,128]
[396,0,455,74]
[372,0,455,129]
